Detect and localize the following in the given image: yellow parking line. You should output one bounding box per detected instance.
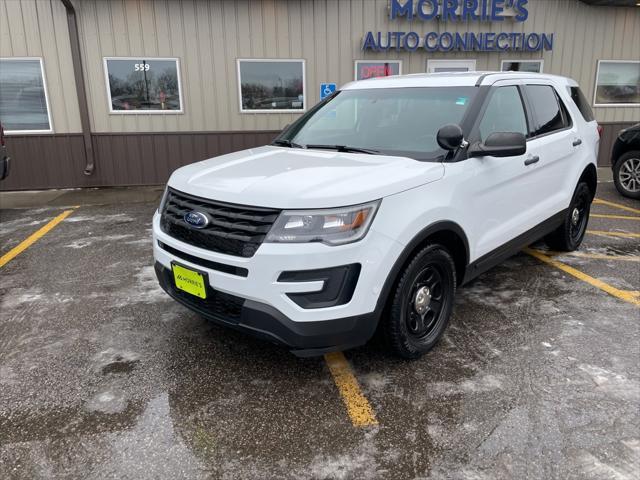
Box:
[593,198,640,215]
[543,250,640,262]
[587,230,640,239]
[586,231,619,240]
[0,208,76,268]
[524,247,640,307]
[324,351,378,427]
[590,214,640,221]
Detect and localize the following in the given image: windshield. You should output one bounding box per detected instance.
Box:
[280,87,477,160]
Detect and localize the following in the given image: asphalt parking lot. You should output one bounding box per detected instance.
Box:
[1,180,638,480]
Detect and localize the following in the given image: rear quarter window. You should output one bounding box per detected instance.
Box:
[569,86,595,122]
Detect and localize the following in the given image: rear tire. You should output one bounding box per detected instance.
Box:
[544,182,592,252]
[613,151,640,200]
[384,244,456,359]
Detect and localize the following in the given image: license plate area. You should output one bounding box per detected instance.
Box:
[171,262,208,299]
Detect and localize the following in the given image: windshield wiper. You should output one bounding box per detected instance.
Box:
[272,139,303,148]
[304,144,380,155]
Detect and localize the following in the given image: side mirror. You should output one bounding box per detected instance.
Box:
[437,124,465,151]
[468,132,526,158]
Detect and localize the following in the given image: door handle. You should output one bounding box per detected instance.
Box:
[572,138,582,147]
[524,155,540,166]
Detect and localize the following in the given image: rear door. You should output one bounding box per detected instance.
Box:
[520,83,578,220]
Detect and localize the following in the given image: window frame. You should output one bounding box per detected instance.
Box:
[236,58,307,114]
[593,59,640,108]
[522,83,574,140]
[102,56,184,115]
[0,57,53,135]
[500,59,544,73]
[353,60,402,81]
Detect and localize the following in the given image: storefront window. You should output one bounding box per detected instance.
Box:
[355,61,401,81]
[501,60,543,73]
[0,58,52,133]
[594,61,640,106]
[103,58,183,113]
[237,59,305,113]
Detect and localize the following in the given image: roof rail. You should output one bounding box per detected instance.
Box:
[475,72,503,87]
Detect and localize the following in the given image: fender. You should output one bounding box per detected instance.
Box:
[373,220,470,316]
[578,162,598,200]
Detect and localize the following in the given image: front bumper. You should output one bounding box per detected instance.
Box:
[155,262,377,356]
[152,211,403,354]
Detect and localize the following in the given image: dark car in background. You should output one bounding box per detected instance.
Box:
[0,122,10,181]
[611,123,640,199]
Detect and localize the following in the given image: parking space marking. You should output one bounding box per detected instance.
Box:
[0,208,77,268]
[542,250,640,263]
[587,230,640,239]
[590,214,640,221]
[324,352,378,427]
[593,198,640,215]
[524,248,640,307]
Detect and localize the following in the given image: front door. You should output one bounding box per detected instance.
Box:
[427,59,476,73]
[450,83,535,260]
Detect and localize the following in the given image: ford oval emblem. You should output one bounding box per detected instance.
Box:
[183,211,210,229]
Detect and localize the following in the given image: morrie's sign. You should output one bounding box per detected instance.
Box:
[390,0,530,22]
[363,0,554,52]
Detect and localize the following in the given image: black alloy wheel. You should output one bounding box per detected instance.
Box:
[405,265,446,339]
[385,244,456,359]
[545,182,592,252]
[568,185,591,245]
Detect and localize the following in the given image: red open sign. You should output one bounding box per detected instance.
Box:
[356,61,401,81]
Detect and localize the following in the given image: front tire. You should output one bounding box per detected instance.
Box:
[613,151,640,200]
[385,244,456,359]
[544,182,592,252]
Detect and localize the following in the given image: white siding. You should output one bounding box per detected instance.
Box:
[2,0,638,134]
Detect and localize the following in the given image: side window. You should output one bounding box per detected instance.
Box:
[478,86,528,142]
[558,96,573,128]
[526,85,571,137]
[569,86,595,122]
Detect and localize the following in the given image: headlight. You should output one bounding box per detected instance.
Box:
[157,186,169,213]
[265,200,380,245]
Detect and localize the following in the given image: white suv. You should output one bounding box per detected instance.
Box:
[153,72,599,358]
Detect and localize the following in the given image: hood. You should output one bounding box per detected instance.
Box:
[168,146,444,209]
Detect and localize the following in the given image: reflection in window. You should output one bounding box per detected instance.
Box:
[570,87,594,122]
[0,58,51,132]
[287,87,477,160]
[526,85,570,136]
[238,60,305,112]
[595,61,640,105]
[501,60,542,73]
[104,58,182,112]
[355,61,401,81]
[479,86,527,141]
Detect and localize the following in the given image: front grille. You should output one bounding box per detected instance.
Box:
[158,241,249,277]
[160,188,280,257]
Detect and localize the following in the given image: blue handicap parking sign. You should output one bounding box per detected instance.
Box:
[320,83,337,100]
